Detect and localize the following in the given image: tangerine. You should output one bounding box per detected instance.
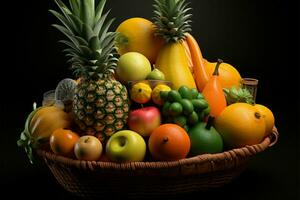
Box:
[50,128,79,157]
[148,124,190,161]
[254,104,275,137]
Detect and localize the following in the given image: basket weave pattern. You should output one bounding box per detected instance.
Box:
[37,128,279,198]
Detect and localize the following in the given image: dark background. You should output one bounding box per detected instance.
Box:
[1,0,299,199]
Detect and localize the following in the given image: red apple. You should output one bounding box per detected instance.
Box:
[127,106,161,137]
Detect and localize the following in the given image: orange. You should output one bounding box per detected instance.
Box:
[215,103,265,148]
[254,104,275,137]
[50,128,79,157]
[116,17,164,64]
[148,124,190,161]
[204,59,242,89]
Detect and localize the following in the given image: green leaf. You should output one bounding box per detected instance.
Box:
[89,36,100,51]
[95,0,106,23]
[52,24,79,47]
[94,11,109,36]
[99,17,115,41]
[49,10,74,34]
[81,0,95,27]
[82,23,95,41]
[59,40,81,54]
[69,0,81,17]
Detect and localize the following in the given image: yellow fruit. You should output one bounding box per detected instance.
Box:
[204,59,242,89]
[116,17,164,64]
[155,42,196,90]
[130,82,152,104]
[30,106,73,143]
[151,84,171,105]
[215,103,265,148]
[254,104,275,137]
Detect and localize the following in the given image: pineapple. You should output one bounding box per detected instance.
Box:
[51,0,129,141]
[153,0,196,89]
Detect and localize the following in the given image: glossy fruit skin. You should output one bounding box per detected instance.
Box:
[29,106,72,143]
[147,69,165,80]
[106,130,146,162]
[148,124,191,161]
[254,104,275,137]
[205,59,242,89]
[151,84,171,105]
[202,61,227,118]
[116,17,164,64]
[155,42,196,90]
[130,82,152,104]
[189,122,223,156]
[215,103,266,148]
[127,107,161,137]
[74,136,103,161]
[50,128,79,157]
[117,52,152,82]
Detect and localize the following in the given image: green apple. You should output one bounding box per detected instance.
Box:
[116,52,152,82]
[106,130,146,162]
[147,68,165,80]
[74,136,103,161]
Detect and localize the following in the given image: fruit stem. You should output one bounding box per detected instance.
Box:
[205,116,215,130]
[84,137,90,143]
[162,137,169,144]
[213,59,223,76]
[254,112,261,119]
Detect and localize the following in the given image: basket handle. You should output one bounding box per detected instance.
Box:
[268,126,279,147]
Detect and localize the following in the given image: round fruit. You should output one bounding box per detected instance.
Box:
[191,99,208,112]
[116,17,164,63]
[162,101,171,116]
[29,106,72,144]
[254,104,275,137]
[178,86,192,99]
[188,111,199,125]
[74,136,103,161]
[106,130,146,162]
[205,59,242,89]
[168,90,182,102]
[169,102,183,116]
[173,115,187,127]
[215,103,266,148]
[190,88,199,99]
[151,84,171,105]
[148,124,191,161]
[117,52,152,82]
[50,128,79,157]
[147,68,165,80]
[189,121,223,156]
[180,99,194,115]
[130,82,152,104]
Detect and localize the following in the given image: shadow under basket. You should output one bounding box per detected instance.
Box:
[37,127,279,198]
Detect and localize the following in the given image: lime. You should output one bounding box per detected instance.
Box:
[196,93,204,99]
[190,88,199,99]
[173,115,187,127]
[178,86,192,99]
[191,99,208,112]
[169,102,183,116]
[188,111,199,125]
[162,101,171,116]
[180,99,194,115]
[160,91,170,101]
[203,107,211,116]
[167,90,182,102]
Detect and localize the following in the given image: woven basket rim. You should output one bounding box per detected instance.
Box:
[37,127,279,171]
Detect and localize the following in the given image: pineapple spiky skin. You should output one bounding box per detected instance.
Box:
[73,78,129,142]
[51,0,130,141]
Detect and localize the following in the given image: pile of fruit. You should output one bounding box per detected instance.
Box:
[18,0,275,163]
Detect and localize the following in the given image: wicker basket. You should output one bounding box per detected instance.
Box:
[37,127,279,198]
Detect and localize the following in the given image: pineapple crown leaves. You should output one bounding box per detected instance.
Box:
[153,0,192,43]
[50,0,118,79]
[223,87,255,105]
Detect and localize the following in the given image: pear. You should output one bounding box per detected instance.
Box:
[147,68,165,80]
